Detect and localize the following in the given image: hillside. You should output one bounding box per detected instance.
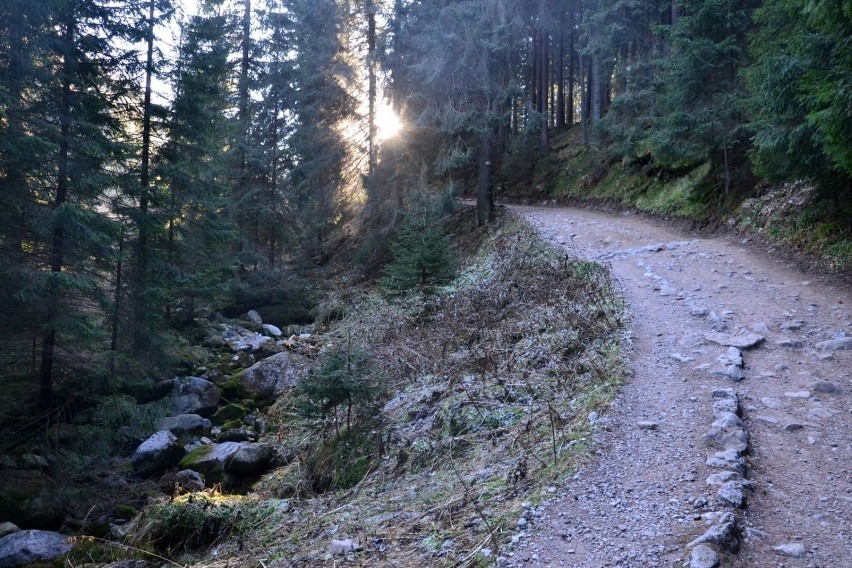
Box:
[499,128,852,275]
[0,207,626,566]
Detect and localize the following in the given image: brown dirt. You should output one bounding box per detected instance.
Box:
[503,205,851,567]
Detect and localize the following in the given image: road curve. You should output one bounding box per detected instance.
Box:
[504,205,851,568]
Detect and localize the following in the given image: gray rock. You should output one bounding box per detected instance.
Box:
[706,471,749,487]
[718,481,745,508]
[180,442,242,481]
[711,388,738,401]
[777,338,803,348]
[689,544,720,568]
[232,351,310,401]
[811,381,842,395]
[0,530,72,567]
[784,390,811,399]
[329,538,361,555]
[0,523,18,539]
[247,310,263,324]
[706,450,746,475]
[784,423,804,432]
[222,324,272,352]
[761,397,783,409]
[224,444,273,476]
[690,306,709,317]
[587,411,599,423]
[169,376,220,417]
[704,413,748,454]
[711,365,745,382]
[174,469,205,493]
[704,332,765,350]
[815,337,852,351]
[751,322,770,333]
[807,407,835,420]
[687,512,738,551]
[131,430,186,476]
[158,414,212,440]
[712,398,739,419]
[773,543,806,557]
[261,323,282,337]
[724,346,743,367]
[707,312,727,332]
[638,421,658,430]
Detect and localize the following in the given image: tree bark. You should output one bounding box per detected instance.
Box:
[366,0,377,175]
[40,14,75,409]
[477,134,493,226]
[538,28,549,152]
[133,0,156,353]
[557,0,565,128]
[567,4,575,125]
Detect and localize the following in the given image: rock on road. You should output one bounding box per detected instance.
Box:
[503,205,851,568]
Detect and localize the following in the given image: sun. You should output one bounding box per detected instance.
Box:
[376,103,403,141]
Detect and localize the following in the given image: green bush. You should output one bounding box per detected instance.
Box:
[381,208,455,291]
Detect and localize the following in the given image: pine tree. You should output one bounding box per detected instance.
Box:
[745,0,851,192]
[159,4,237,323]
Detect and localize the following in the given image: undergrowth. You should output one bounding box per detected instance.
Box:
[122,208,626,567]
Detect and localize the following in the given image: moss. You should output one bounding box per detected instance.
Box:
[178,445,212,470]
[221,419,244,431]
[211,403,248,426]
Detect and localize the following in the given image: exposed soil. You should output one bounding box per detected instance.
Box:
[504,205,851,567]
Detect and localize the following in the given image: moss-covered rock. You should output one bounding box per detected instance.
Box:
[210,403,248,426]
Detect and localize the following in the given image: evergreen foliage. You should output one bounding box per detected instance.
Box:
[381,207,456,291]
[297,340,379,434]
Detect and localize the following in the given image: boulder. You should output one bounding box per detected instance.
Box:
[247,310,263,324]
[229,351,310,402]
[179,442,242,483]
[0,530,72,568]
[158,414,212,440]
[131,431,186,477]
[169,376,220,417]
[0,523,18,539]
[175,469,205,493]
[262,323,282,337]
[224,444,273,476]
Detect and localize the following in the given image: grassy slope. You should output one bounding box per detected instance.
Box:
[118,207,627,567]
[500,127,852,272]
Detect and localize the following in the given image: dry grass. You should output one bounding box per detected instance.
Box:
[122,208,627,567]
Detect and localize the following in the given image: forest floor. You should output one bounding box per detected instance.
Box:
[503,205,851,567]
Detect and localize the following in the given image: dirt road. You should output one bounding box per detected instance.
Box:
[505,205,851,567]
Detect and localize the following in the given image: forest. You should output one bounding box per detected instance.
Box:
[0,0,850,564]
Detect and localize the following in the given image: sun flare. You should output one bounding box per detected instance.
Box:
[376,104,403,141]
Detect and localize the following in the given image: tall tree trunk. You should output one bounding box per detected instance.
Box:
[111,233,124,373]
[269,100,279,267]
[366,0,377,176]
[236,0,251,257]
[567,5,575,125]
[590,53,602,148]
[580,53,588,146]
[538,28,549,152]
[40,15,75,409]
[477,134,493,226]
[133,0,156,353]
[557,0,565,128]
